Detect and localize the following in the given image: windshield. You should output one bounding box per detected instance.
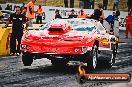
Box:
[40,19,67,30]
[74,26,96,32]
[40,21,53,30]
[40,19,97,33]
[67,20,86,27]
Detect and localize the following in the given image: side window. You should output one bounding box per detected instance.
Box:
[95,26,100,33]
[40,23,50,30]
[96,22,106,34]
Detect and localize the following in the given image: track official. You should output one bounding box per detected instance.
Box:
[5,6,29,56]
[26,0,36,27]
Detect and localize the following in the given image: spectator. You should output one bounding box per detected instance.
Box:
[5,4,10,10]
[90,4,104,24]
[26,0,36,27]
[21,3,26,16]
[77,9,89,18]
[55,9,62,19]
[21,7,26,16]
[84,0,89,9]
[64,0,68,8]
[79,0,84,9]
[103,0,108,10]
[89,0,94,9]
[0,10,4,23]
[21,3,25,12]
[115,10,120,18]
[4,6,29,56]
[10,5,12,11]
[13,5,16,11]
[36,5,43,24]
[105,12,116,32]
[127,0,132,13]
[42,12,45,20]
[68,9,77,18]
[113,0,120,11]
[70,0,74,8]
[0,5,2,10]
[113,10,120,38]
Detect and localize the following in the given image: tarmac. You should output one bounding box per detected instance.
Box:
[107,30,132,87]
[119,30,132,43]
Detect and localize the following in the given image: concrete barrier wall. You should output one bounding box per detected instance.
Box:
[0,27,11,56]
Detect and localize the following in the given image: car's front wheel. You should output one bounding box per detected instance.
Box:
[86,45,98,70]
[22,53,33,66]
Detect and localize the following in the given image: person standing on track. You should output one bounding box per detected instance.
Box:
[0,10,4,24]
[103,0,108,10]
[126,12,132,38]
[36,5,43,24]
[113,10,120,38]
[68,9,77,18]
[89,0,94,9]
[64,0,68,8]
[90,4,104,24]
[21,3,26,16]
[113,0,120,11]
[55,9,62,19]
[26,0,36,27]
[77,9,89,18]
[4,6,29,56]
[127,0,132,13]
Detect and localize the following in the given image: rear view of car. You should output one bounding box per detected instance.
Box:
[21,18,118,70]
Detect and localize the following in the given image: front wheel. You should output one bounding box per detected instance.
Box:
[22,53,33,66]
[86,45,98,70]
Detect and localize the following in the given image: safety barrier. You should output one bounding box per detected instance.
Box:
[0,24,43,56]
[0,27,12,56]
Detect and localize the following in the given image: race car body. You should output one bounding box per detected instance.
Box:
[21,18,118,69]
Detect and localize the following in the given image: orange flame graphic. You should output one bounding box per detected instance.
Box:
[78,65,86,75]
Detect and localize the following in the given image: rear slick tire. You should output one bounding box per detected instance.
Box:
[86,45,98,70]
[106,45,116,68]
[22,53,33,66]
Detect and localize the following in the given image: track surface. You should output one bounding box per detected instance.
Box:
[0,31,132,87]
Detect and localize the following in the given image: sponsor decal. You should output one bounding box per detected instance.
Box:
[119,18,126,27]
[101,38,109,46]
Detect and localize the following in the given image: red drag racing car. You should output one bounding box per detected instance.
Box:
[21,18,118,70]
